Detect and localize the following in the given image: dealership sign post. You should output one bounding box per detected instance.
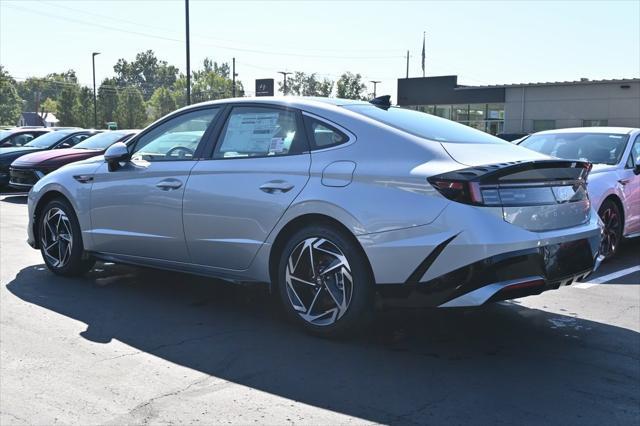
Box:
[256,79,275,97]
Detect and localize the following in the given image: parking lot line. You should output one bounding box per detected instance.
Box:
[574,265,640,289]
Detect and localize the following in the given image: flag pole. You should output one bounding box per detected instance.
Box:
[422,31,426,78]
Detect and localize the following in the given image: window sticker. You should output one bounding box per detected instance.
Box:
[269,137,285,154]
[222,112,280,153]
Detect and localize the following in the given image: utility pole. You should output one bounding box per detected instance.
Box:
[92,52,100,128]
[278,71,291,95]
[185,0,191,105]
[370,80,381,98]
[406,50,409,79]
[232,57,237,97]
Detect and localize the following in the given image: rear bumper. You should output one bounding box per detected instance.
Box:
[376,235,600,308]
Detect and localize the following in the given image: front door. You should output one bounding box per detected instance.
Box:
[89,107,221,261]
[184,105,311,270]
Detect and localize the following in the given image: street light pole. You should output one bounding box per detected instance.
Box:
[370,80,381,98]
[185,0,191,105]
[232,57,237,97]
[278,71,291,95]
[92,52,100,128]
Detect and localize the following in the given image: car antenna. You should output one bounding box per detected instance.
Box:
[369,95,392,110]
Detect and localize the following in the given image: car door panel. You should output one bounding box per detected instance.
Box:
[183,105,311,270]
[184,156,310,270]
[89,160,194,261]
[88,107,221,262]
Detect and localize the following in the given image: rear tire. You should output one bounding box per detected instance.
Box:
[598,199,623,260]
[38,198,95,276]
[276,224,374,338]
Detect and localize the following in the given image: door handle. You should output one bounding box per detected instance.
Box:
[259,180,294,193]
[155,179,183,190]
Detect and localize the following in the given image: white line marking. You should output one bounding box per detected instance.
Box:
[574,265,640,289]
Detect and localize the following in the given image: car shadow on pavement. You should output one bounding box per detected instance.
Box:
[0,195,28,204]
[6,263,640,424]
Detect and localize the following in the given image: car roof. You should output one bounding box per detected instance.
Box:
[180,96,371,110]
[534,127,638,135]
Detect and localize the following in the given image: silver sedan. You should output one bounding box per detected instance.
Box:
[26,97,601,336]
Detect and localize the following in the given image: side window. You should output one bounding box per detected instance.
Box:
[303,116,349,150]
[132,108,219,161]
[11,134,34,146]
[627,135,640,168]
[214,107,306,159]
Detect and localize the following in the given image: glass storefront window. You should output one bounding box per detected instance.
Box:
[451,104,469,121]
[434,105,451,120]
[487,103,505,120]
[469,104,485,121]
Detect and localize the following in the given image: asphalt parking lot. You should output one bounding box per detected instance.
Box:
[1,193,638,425]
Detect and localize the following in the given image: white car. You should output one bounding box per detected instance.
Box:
[519,127,640,259]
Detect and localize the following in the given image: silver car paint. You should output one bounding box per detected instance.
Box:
[27,97,602,302]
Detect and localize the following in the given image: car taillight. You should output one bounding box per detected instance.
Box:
[429,179,483,205]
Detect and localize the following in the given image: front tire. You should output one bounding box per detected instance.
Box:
[38,199,95,276]
[598,199,623,260]
[276,225,374,337]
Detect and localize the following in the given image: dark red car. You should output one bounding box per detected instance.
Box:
[9,130,138,190]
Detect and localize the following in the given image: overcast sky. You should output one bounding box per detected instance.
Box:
[1,0,638,102]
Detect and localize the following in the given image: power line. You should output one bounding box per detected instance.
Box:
[37,0,401,55]
[6,3,403,60]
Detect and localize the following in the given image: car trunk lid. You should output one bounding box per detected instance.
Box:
[428,159,592,232]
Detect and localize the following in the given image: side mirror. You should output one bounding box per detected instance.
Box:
[634,163,640,175]
[104,142,129,171]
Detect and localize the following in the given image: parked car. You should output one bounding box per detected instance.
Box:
[9,130,138,190]
[0,128,52,148]
[0,129,100,187]
[27,97,601,336]
[518,127,640,259]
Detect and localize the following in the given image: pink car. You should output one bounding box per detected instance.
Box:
[519,127,640,259]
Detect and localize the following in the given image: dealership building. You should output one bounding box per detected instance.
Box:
[397,76,640,135]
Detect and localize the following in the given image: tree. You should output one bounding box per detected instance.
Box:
[116,87,146,129]
[74,87,94,128]
[57,85,80,126]
[41,98,59,115]
[114,50,179,100]
[0,66,23,125]
[98,78,119,126]
[148,87,177,121]
[336,72,367,100]
[278,72,333,97]
[190,58,242,103]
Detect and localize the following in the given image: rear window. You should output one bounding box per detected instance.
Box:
[344,105,505,144]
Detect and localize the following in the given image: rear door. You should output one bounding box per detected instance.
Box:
[184,105,311,270]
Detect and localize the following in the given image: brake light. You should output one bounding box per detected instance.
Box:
[429,179,483,204]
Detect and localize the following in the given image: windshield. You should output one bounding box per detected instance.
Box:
[74,132,128,150]
[344,105,506,144]
[520,133,629,165]
[24,132,68,148]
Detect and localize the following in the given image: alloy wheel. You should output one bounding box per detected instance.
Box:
[285,237,353,326]
[599,206,620,258]
[41,207,73,268]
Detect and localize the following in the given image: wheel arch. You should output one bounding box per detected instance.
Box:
[599,193,625,233]
[267,213,375,291]
[32,190,73,249]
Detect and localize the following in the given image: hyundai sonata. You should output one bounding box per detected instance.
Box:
[27,97,601,336]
